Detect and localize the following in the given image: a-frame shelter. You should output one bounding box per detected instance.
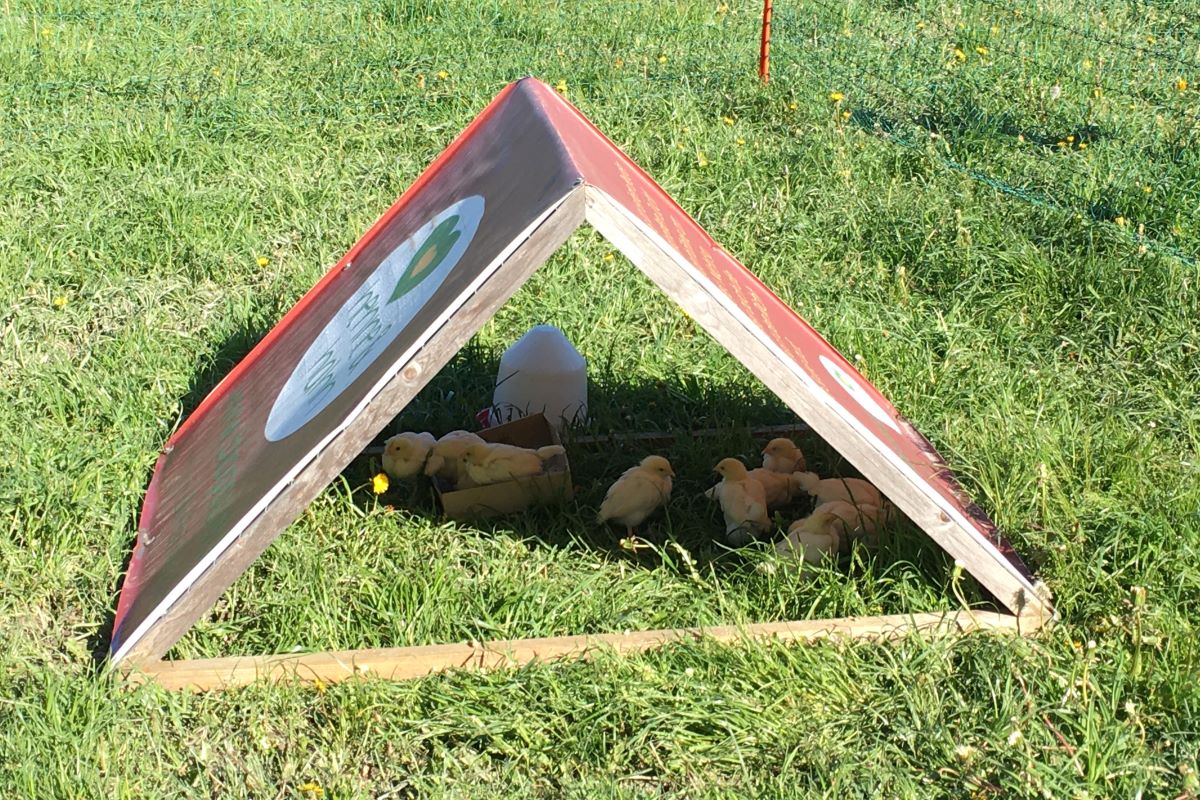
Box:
[113,78,1052,689]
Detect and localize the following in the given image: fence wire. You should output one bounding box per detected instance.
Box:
[2,0,1195,265]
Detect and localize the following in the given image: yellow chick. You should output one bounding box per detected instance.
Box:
[761,437,806,473]
[747,467,805,508]
[706,457,771,545]
[793,471,883,508]
[424,430,485,488]
[810,500,886,552]
[381,432,436,479]
[775,510,843,569]
[460,441,566,487]
[596,455,675,536]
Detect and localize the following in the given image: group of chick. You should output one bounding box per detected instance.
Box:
[381,430,565,488]
[381,428,891,572]
[598,438,892,571]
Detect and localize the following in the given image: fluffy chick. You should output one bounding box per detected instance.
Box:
[596,455,675,536]
[811,500,886,552]
[793,472,883,508]
[706,457,771,545]
[424,430,485,488]
[747,467,805,509]
[381,432,436,479]
[761,437,806,473]
[775,510,843,570]
[460,441,566,487]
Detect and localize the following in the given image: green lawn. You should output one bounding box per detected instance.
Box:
[2,0,1198,796]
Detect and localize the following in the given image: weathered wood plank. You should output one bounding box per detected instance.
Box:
[124,610,1024,691]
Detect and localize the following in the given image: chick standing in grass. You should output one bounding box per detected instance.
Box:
[793,471,883,508]
[596,455,675,537]
[705,457,771,545]
[381,432,436,479]
[424,430,485,488]
[460,441,566,486]
[761,437,806,473]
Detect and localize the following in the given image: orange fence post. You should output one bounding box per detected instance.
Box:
[759,0,773,84]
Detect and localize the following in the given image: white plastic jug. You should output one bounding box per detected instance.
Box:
[491,325,587,430]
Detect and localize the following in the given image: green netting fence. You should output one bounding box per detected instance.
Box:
[3,0,1195,264]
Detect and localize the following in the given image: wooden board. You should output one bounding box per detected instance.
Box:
[123,610,1024,691]
[118,188,588,664]
[584,186,1052,627]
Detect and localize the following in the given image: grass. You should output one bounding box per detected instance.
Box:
[2,0,1199,796]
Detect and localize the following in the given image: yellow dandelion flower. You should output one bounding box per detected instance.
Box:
[735,136,745,145]
[953,48,966,61]
[717,2,729,14]
[1115,216,1127,226]
[256,256,269,267]
[416,73,426,89]
[1078,141,1087,150]
[372,473,389,494]
[211,68,221,77]
[312,677,326,695]
[697,151,709,167]
[1176,78,1188,92]
[1143,185,1152,193]
[52,295,67,308]
[990,25,1000,35]
[1066,135,1075,142]
[41,27,53,39]
[1146,35,1155,44]
[603,252,614,262]
[1093,87,1103,98]
[1056,140,1066,148]
[555,79,567,94]
[722,115,734,125]
[298,784,324,798]
[975,46,989,56]
[828,91,844,102]
[916,21,926,29]
[789,100,798,110]
[657,54,668,64]
[436,69,449,80]
[841,110,851,119]
[1082,59,1092,70]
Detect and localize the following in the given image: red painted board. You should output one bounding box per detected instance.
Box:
[112,81,580,661]
[522,79,1035,583]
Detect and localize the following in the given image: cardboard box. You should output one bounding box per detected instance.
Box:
[434,413,573,519]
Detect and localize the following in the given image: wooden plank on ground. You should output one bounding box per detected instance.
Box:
[124,610,1023,691]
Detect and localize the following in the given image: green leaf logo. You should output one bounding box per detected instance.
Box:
[388,215,461,303]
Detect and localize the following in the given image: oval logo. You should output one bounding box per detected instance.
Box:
[265,195,484,441]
